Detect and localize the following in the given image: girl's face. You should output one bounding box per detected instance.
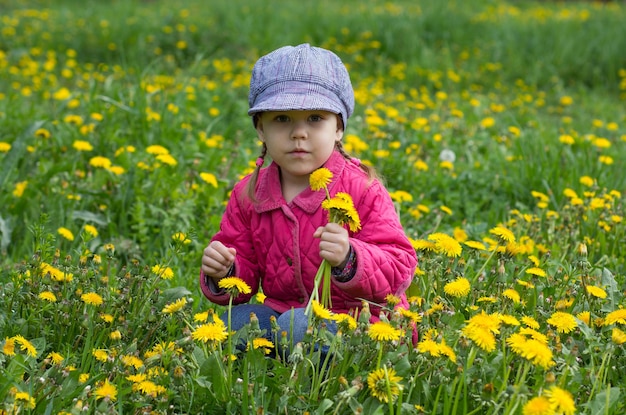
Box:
[255,110,343,186]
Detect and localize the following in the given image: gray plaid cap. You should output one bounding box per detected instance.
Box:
[248,43,355,129]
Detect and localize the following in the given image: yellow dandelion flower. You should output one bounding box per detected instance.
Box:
[555,297,574,310]
[503,288,521,304]
[428,232,462,257]
[57,227,74,241]
[47,351,64,364]
[546,386,576,415]
[13,335,37,357]
[547,311,578,333]
[156,153,178,166]
[192,320,228,344]
[368,321,402,342]
[576,311,591,326]
[200,172,218,188]
[83,224,98,237]
[417,338,441,357]
[498,314,520,326]
[13,180,28,197]
[95,379,117,401]
[385,293,401,306]
[411,238,436,252]
[35,128,51,139]
[121,355,144,369]
[432,338,455,363]
[14,391,36,409]
[3,337,16,355]
[604,309,626,325]
[461,312,501,352]
[522,396,554,415]
[521,316,540,329]
[110,330,122,340]
[526,267,546,277]
[586,285,607,299]
[92,349,109,362]
[100,313,114,323]
[162,297,187,314]
[443,277,471,297]
[90,156,112,169]
[194,311,209,322]
[367,367,403,403]
[0,142,12,152]
[38,291,57,302]
[579,176,594,187]
[398,308,422,323]
[489,226,516,244]
[218,277,252,295]
[311,300,333,320]
[612,328,626,345]
[72,140,93,151]
[322,192,361,232]
[146,145,169,155]
[309,167,333,191]
[81,292,103,306]
[251,338,274,355]
[464,240,486,250]
[151,264,174,279]
[519,327,549,344]
[332,313,357,330]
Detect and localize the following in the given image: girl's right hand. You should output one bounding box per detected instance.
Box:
[201,241,237,280]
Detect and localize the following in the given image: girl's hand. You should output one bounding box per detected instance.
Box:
[201,241,237,280]
[313,223,350,267]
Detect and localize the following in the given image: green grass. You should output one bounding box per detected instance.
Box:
[1,0,626,413]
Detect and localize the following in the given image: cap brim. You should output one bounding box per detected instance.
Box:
[248,92,343,117]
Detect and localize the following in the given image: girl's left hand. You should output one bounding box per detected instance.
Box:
[313,223,350,267]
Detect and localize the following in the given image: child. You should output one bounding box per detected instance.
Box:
[200,43,417,349]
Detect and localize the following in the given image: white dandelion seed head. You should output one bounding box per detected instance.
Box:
[439,149,456,163]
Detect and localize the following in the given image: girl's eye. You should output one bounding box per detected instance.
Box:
[309,114,323,122]
[275,115,290,122]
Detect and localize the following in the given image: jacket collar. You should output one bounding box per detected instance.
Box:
[254,151,346,214]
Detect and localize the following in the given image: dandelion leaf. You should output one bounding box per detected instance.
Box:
[161,286,192,303]
[600,267,619,312]
[586,386,621,415]
[0,121,44,192]
[0,215,12,252]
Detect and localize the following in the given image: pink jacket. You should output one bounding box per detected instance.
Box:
[200,151,417,319]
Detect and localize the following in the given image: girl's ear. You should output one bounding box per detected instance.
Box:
[335,129,344,142]
[336,114,344,142]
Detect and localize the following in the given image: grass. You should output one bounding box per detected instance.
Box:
[1,0,626,413]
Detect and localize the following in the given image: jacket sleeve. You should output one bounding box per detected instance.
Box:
[199,180,260,305]
[333,180,417,303]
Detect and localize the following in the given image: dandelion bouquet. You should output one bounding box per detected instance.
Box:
[305,168,361,314]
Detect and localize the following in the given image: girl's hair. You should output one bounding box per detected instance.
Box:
[245,141,379,202]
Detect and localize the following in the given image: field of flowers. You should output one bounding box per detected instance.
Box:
[1,0,626,413]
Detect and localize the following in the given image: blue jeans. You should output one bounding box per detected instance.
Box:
[219,304,337,357]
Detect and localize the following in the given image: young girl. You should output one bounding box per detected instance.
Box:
[200,43,417,348]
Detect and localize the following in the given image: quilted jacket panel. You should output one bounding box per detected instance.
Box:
[200,151,417,319]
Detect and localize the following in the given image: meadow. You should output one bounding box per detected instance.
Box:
[1,0,626,413]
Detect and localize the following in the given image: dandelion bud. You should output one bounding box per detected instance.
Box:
[577,242,588,257]
[249,312,260,330]
[358,301,371,324]
[288,342,304,364]
[545,372,556,383]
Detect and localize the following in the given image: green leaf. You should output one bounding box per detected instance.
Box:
[0,121,45,192]
[600,267,619,312]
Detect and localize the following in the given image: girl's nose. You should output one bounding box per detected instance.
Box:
[291,120,308,140]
